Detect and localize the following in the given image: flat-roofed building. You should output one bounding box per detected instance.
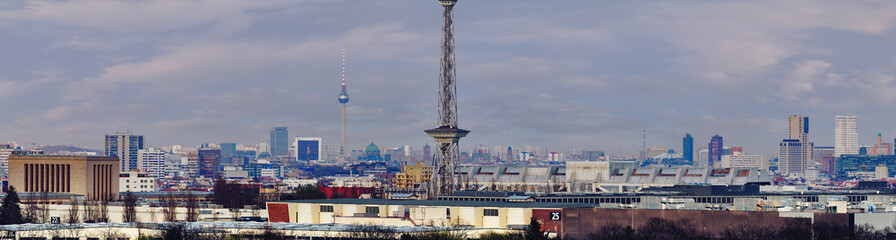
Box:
[8,155,119,201]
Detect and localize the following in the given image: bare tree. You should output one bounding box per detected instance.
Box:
[343,224,397,239]
[123,190,137,222]
[164,193,178,222]
[38,192,49,223]
[82,200,96,223]
[99,195,110,223]
[185,192,199,222]
[66,200,80,223]
[149,206,158,222]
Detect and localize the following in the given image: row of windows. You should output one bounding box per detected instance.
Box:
[484,209,499,216]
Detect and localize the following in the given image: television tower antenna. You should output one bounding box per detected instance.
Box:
[426,0,468,199]
[338,48,350,161]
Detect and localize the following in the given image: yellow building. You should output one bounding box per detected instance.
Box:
[267,199,581,233]
[8,155,119,201]
[394,161,433,188]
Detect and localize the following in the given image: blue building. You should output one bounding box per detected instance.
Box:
[270,127,289,158]
[708,135,723,167]
[294,137,322,161]
[683,134,694,163]
[835,154,896,179]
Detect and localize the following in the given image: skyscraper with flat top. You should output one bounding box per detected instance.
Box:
[708,135,723,167]
[683,134,694,163]
[788,115,809,142]
[269,127,289,157]
[105,133,144,172]
[779,115,813,176]
[834,115,858,157]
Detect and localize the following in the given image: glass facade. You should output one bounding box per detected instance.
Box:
[835,154,896,179]
[269,127,289,157]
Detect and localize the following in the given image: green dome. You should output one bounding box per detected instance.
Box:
[365,142,380,153]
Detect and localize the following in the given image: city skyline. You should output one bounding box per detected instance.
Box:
[5,1,896,156]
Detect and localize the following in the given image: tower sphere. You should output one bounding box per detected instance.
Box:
[439,0,456,7]
[338,93,349,104]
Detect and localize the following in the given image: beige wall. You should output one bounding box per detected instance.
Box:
[9,156,119,201]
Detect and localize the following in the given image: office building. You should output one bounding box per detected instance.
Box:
[506,146,513,161]
[813,146,835,175]
[721,154,769,169]
[730,147,743,155]
[708,135,723,167]
[137,147,167,178]
[876,164,889,180]
[0,144,14,177]
[220,142,236,157]
[104,133,144,172]
[8,155,119,201]
[834,115,858,157]
[198,149,221,179]
[835,154,896,179]
[423,144,432,161]
[682,134,693,163]
[269,127,289,157]
[788,115,809,142]
[778,115,813,176]
[581,150,605,161]
[294,137,322,161]
[697,148,709,167]
[874,133,893,155]
[119,171,157,192]
[394,161,433,189]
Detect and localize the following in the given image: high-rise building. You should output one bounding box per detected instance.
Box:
[423,144,432,161]
[137,148,167,178]
[813,146,835,175]
[198,149,221,179]
[730,147,743,155]
[105,133,144,172]
[835,115,858,157]
[788,115,809,142]
[506,147,513,162]
[708,135,723,167]
[294,137,322,161]
[779,115,813,176]
[220,142,236,157]
[697,147,709,167]
[582,150,605,161]
[682,134,694,163]
[0,144,14,177]
[874,133,893,155]
[269,127,289,157]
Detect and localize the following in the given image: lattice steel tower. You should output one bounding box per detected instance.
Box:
[425,0,469,199]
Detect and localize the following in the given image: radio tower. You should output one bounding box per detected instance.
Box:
[338,48,350,160]
[426,0,468,199]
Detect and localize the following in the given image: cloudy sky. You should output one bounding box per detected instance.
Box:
[3,0,896,156]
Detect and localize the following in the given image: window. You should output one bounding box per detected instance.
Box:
[484,209,499,216]
[320,205,334,212]
[365,206,380,215]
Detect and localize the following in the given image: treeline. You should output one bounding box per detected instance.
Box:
[578,218,892,240]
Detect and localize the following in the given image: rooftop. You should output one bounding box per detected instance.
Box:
[274,198,595,208]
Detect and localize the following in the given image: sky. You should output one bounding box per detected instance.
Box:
[3,0,896,157]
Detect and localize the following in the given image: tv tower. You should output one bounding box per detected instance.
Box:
[426,0,468,199]
[338,48,350,160]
